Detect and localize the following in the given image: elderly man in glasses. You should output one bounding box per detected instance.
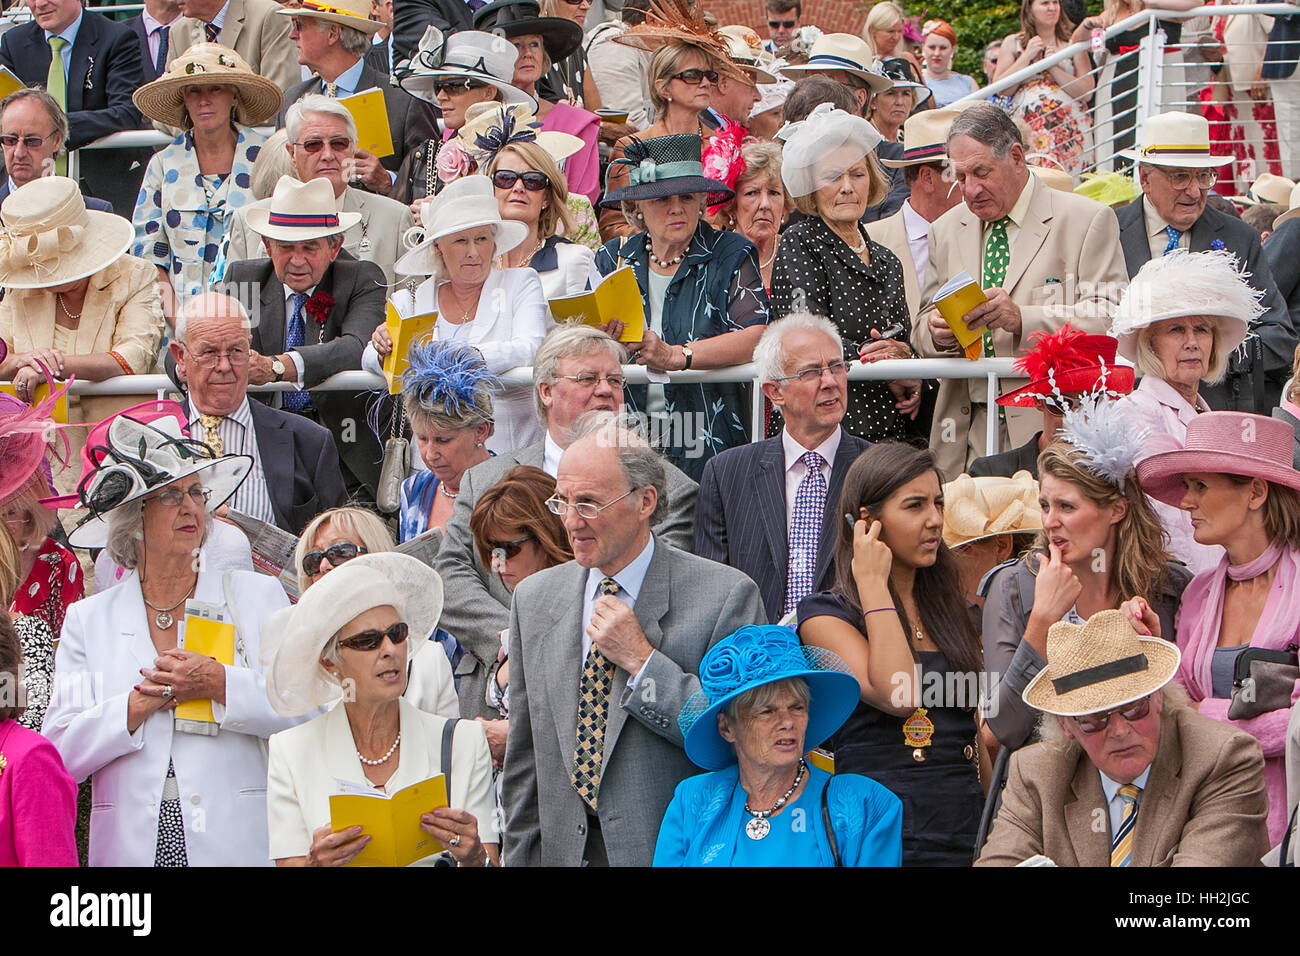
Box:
[171,291,347,534]
[0,90,112,210]
[502,409,765,867]
[1116,111,1295,415]
[976,609,1269,867]
[694,313,872,623]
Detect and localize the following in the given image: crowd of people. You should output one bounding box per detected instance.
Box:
[1,0,1299,869]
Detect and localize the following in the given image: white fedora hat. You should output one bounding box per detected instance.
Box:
[778,33,892,93]
[1119,111,1233,168]
[275,0,384,35]
[394,174,529,277]
[880,107,959,168]
[243,175,361,242]
[398,27,536,110]
[1231,172,1295,207]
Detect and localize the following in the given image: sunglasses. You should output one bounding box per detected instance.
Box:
[671,68,719,85]
[303,541,366,576]
[0,131,58,149]
[768,19,796,28]
[489,535,533,559]
[432,77,489,95]
[338,621,409,652]
[1070,696,1152,735]
[492,169,550,192]
[294,136,352,154]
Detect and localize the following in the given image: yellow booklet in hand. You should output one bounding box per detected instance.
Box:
[0,382,69,422]
[548,266,645,342]
[177,602,236,725]
[0,66,23,102]
[339,88,395,159]
[382,299,439,394]
[933,271,987,361]
[329,774,450,867]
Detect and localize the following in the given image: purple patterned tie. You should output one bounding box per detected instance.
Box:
[785,451,827,615]
[282,293,314,413]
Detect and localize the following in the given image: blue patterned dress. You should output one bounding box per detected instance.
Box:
[131,127,266,300]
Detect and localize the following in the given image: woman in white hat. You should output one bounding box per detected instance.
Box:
[42,404,301,867]
[1112,249,1263,574]
[130,43,283,318]
[370,175,548,453]
[263,553,497,866]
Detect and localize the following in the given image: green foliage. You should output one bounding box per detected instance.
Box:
[906,0,1024,80]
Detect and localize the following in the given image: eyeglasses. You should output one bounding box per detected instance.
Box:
[768,19,796,28]
[294,136,352,154]
[0,131,58,150]
[545,487,637,519]
[189,345,250,368]
[1155,167,1218,190]
[338,621,409,652]
[492,169,550,192]
[560,372,626,389]
[302,541,367,576]
[1069,696,1152,735]
[432,77,488,95]
[489,535,533,559]
[773,360,850,385]
[147,486,212,507]
[559,0,589,6]
[670,69,719,85]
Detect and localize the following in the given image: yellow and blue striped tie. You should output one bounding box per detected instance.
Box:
[1110,784,1142,867]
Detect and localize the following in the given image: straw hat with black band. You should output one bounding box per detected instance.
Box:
[717,25,778,84]
[274,0,385,35]
[133,43,283,130]
[0,176,134,290]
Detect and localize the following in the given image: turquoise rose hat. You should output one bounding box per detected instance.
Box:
[680,625,861,771]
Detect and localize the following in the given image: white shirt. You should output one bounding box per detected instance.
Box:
[901,200,931,291]
[781,426,842,528]
[543,430,565,477]
[580,535,655,684]
[187,397,277,526]
[1100,765,1152,841]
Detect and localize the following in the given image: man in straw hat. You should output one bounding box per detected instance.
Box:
[222,174,387,501]
[976,609,1269,866]
[166,0,299,93]
[1116,111,1295,415]
[276,0,437,193]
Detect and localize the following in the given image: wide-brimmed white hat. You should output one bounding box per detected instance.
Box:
[719,25,778,84]
[779,102,883,197]
[778,33,892,93]
[394,174,529,277]
[398,27,535,110]
[133,42,283,129]
[1119,111,1233,168]
[243,175,361,242]
[0,177,133,289]
[1109,249,1260,361]
[275,0,384,34]
[261,553,445,716]
[880,107,958,168]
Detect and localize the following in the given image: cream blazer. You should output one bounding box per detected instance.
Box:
[266,697,497,863]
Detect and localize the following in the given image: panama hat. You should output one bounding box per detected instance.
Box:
[275,0,384,34]
[1118,111,1233,168]
[261,553,445,716]
[600,132,733,206]
[1135,411,1300,508]
[133,43,283,129]
[472,0,582,63]
[941,471,1042,549]
[880,107,958,167]
[718,25,778,84]
[0,177,133,289]
[1023,610,1181,716]
[243,175,361,242]
[679,625,860,771]
[778,33,892,93]
[398,27,536,110]
[997,325,1134,407]
[394,174,529,276]
[452,101,583,165]
[1231,172,1295,207]
[1273,182,1300,228]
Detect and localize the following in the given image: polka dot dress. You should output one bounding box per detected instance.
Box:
[154,760,189,867]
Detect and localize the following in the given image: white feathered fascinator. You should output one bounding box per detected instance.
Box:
[1058,392,1150,493]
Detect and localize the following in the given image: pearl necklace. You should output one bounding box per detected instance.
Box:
[56,293,82,321]
[646,239,685,268]
[845,229,867,255]
[742,758,808,840]
[357,732,401,766]
[439,482,457,499]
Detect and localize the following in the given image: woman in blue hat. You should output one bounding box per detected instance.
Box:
[654,624,903,866]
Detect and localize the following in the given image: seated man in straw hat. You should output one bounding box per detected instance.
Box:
[976,609,1270,867]
[1116,111,1295,415]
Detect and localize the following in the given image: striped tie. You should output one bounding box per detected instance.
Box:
[204,21,220,43]
[1110,784,1142,867]
[571,576,620,810]
[1162,225,1182,256]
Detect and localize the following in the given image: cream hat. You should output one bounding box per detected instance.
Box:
[778,33,893,94]
[243,175,362,242]
[0,176,134,289]
[275,0,384,35]
[1031,164,1076,193]
[1232,172,1295,206]
[452,102,583,165]
[1273,181,1300,228]
[718,25,778,84]
[941,471,1042,549]
[1118,111,1233,168]
[879,107,958,168]
[394,174,529,277]
[133,43,283,129]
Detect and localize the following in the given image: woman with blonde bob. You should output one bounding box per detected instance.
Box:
[862,1,922,76]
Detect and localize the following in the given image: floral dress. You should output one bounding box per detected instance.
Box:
[10,536,82,640]
[1004,35,1093,179]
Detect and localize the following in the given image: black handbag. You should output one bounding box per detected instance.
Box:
[1227,644,1299,721]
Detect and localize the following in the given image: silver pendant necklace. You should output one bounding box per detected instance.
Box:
[142,579,196,629]
[743,758,807,841]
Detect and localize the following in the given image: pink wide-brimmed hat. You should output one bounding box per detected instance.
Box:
[0,381,74,502]
[1135,412,1300,507]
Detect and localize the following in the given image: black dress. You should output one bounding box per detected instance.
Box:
[797,590,983,867]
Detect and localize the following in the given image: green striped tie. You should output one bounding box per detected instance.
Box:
[47,36,67,176]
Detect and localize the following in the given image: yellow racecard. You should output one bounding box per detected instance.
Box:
[329,774,450,867]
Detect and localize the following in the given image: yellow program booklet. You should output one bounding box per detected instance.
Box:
[329,774,450,867]
[932,271,987,360]
[0,66,23,101]
[548,266,645,342]
[381,299,439,394]
[339,88,395,159]
[176,602,236,726]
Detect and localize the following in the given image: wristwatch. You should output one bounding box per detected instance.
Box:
[270,357,286,382]
[681,345,693,370]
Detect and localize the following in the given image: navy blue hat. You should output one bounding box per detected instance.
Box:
[473,0,583,63]
[601,133,733,207]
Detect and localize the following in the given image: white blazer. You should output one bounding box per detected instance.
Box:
[405,646,460,719]
[538,242,596,301]
[43,568,301,867]
[266,698,497,863]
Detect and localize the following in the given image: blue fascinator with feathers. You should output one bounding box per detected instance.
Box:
[402,342,501,425]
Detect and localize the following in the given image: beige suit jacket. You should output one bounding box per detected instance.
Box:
[166,0,299,93]
[866,207,922,321]
[911,174,1128,479]
[976,705,1270,867]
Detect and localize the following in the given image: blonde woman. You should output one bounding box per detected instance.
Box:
[862,1,922,76]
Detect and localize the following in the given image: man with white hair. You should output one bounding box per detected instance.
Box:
[171,291,347,533]
[695,313,872,623]
[224,95,414,284]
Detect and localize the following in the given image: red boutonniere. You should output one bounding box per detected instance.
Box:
[305,291,335,324]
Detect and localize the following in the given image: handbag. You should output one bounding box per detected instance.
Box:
[1227,644,1299,721]
[376,401,409,516]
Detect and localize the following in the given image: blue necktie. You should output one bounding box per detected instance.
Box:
[155,26,169,76]
[204,21,220,43]
[282,293,314,413]
[1162,225,1182,255]
[785,451,827,615]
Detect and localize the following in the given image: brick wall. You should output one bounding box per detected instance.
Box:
[703,0,871,37]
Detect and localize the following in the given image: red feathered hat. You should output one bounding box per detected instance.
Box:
[996,325,1135,407]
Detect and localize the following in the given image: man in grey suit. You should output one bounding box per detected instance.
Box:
[436,325,698,719]
[502,412,766,867]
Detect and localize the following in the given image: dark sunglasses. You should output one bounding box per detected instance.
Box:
[492,169,550,192]
[0,132,57,149]
[294,136,352,154]
[432,77,488,95]
[490,535,533,559]
[1070,696,1152,735]
[303,541,366,576]
[338,621,409,652]
[671,68,719,85]
[768,19,796,28]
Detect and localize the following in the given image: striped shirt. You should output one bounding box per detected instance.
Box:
[188,398,277,526]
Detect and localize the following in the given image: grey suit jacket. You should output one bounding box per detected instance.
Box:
[501,538,767,866]
[165,0,299,93]
[434,439,699,718]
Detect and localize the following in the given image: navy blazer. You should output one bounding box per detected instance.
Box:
[695,429,872,622]
[124,14,162,84]
[0,178,113,212]
[246,399,348,533]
